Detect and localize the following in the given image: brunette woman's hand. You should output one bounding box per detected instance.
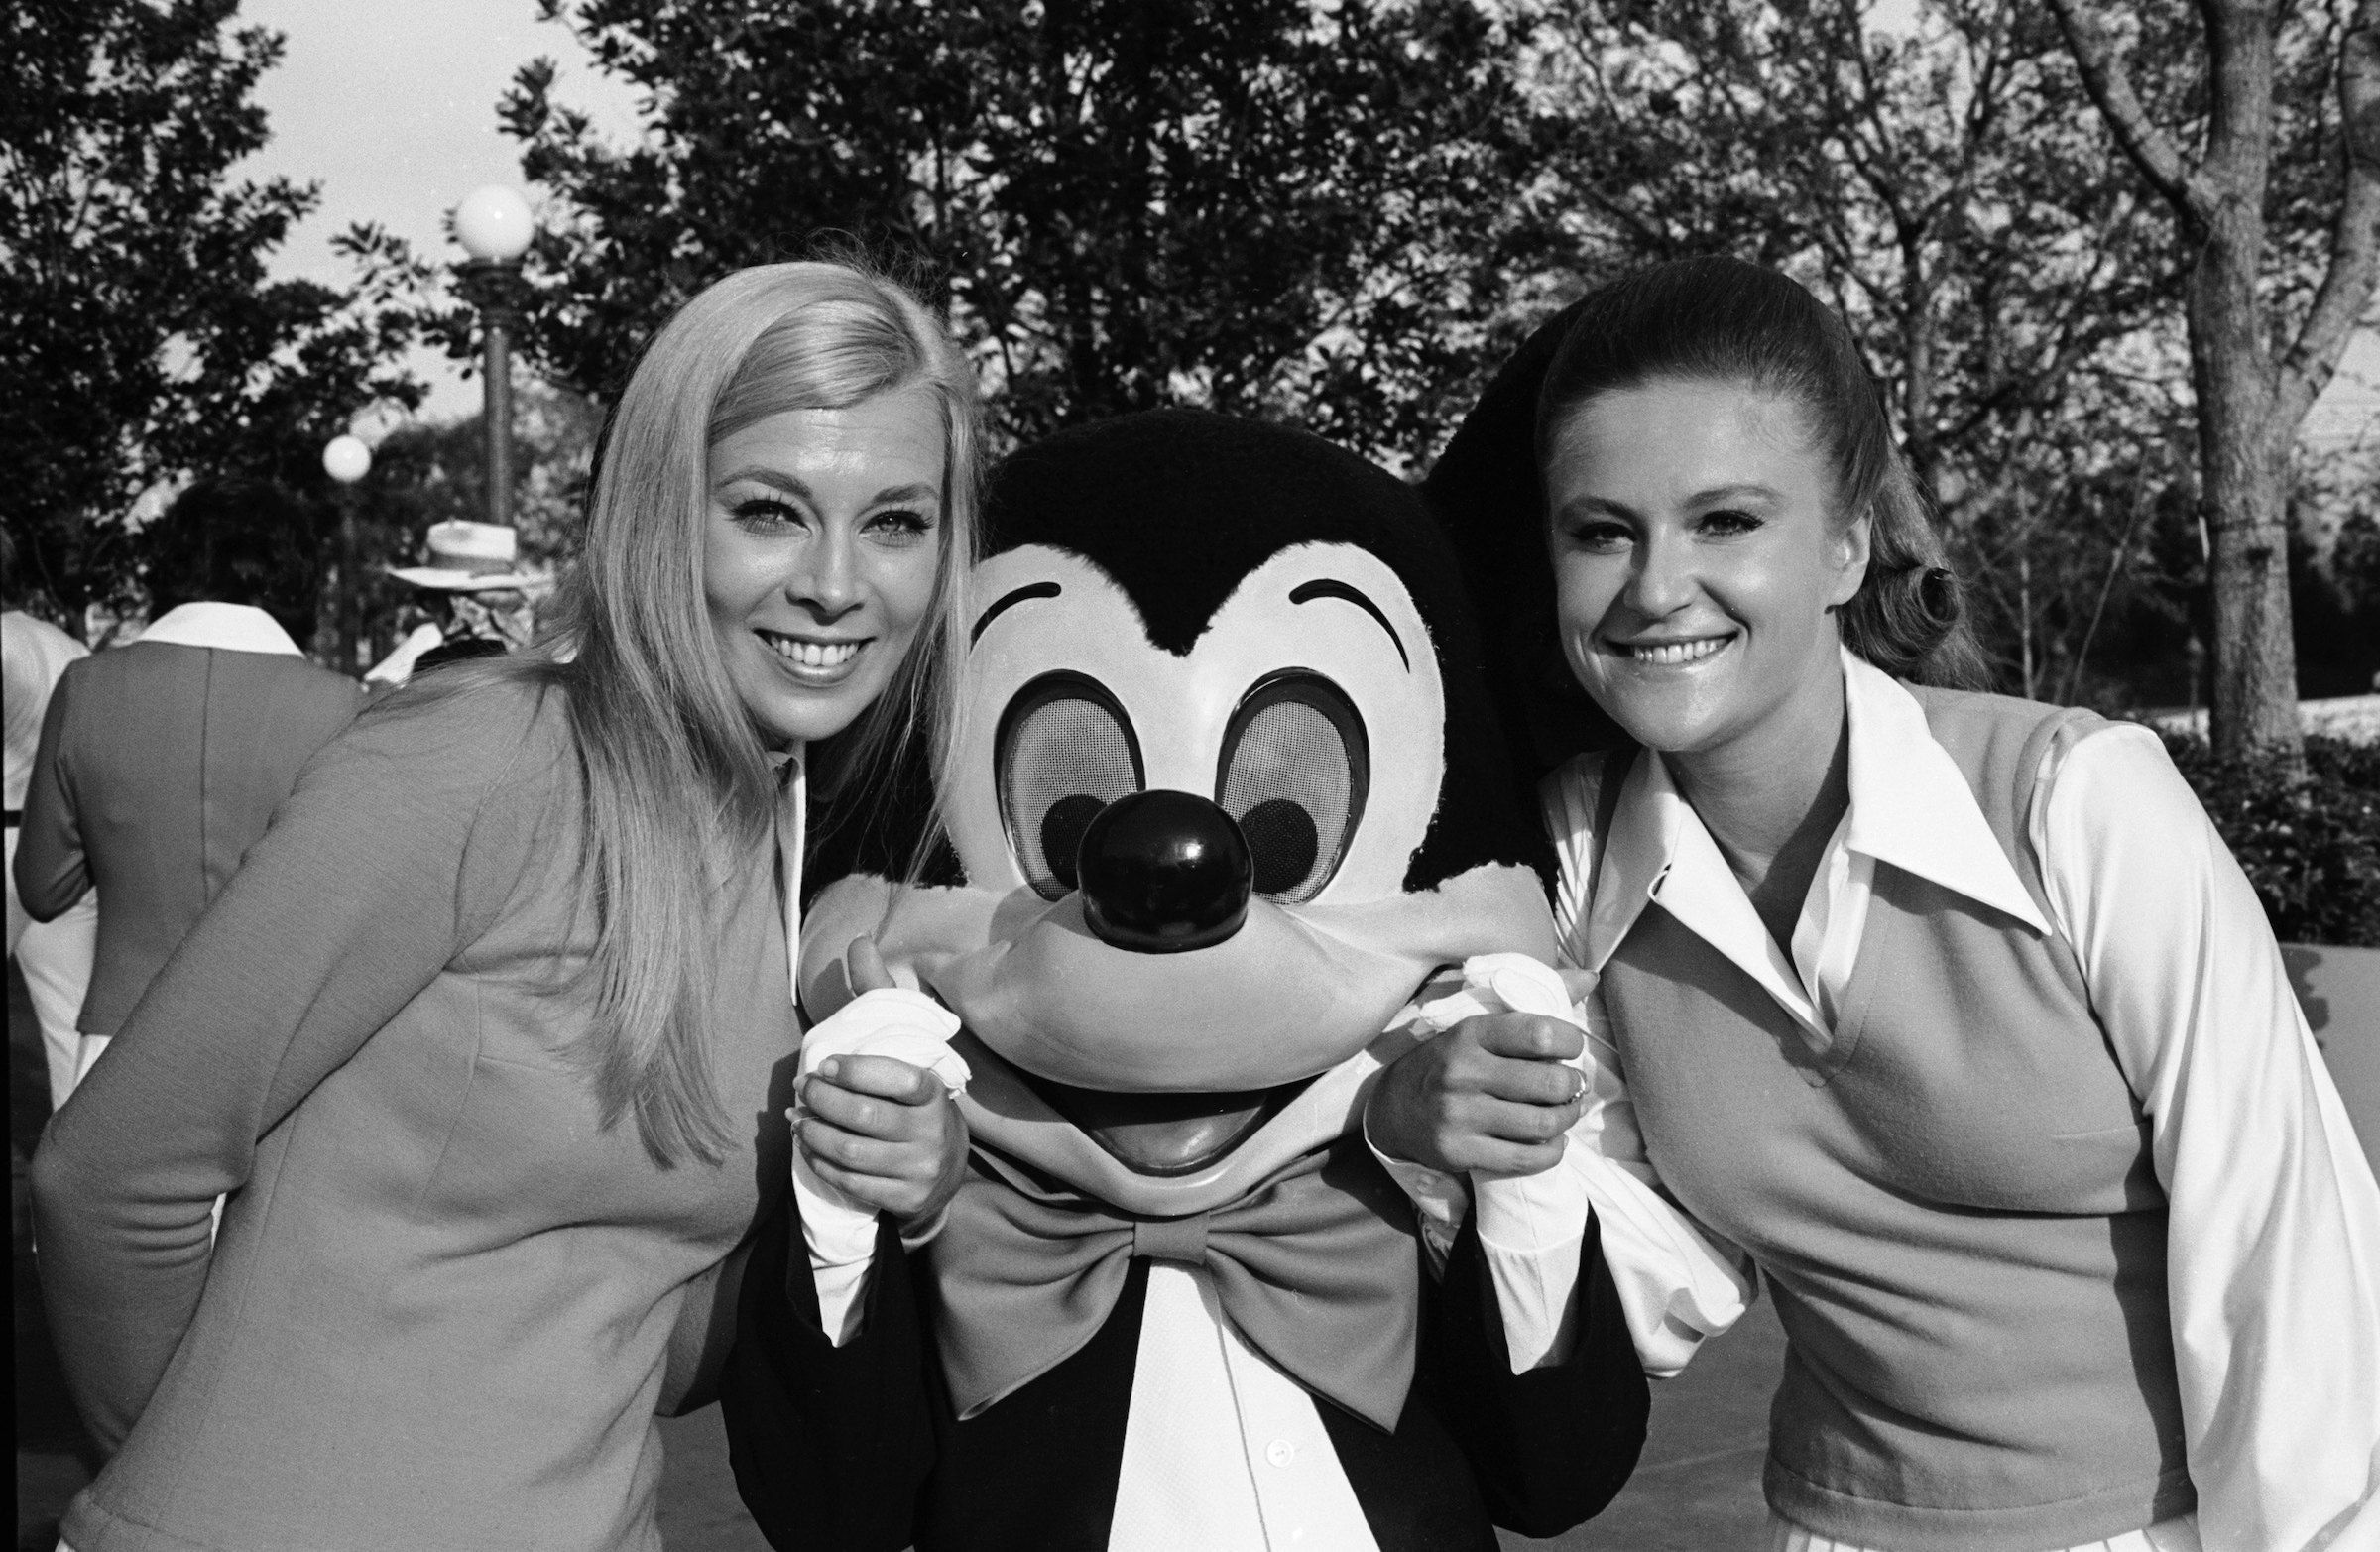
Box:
[1366,1013,1587,1177]
[793,936,968,1229]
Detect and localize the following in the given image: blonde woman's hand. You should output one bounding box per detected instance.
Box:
[793,936,968,1229]
[795,1059,967,1229]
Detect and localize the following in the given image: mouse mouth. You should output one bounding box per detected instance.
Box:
[1022,1076,1315,1176]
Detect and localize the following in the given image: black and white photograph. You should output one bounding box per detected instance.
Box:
[6,1,2378,1548]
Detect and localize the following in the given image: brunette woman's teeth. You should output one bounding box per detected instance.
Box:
[1623,637,1727,665]
[762,634,860,668]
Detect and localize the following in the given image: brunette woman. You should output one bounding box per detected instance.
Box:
[34,260,980,1550]
[1372,257,2380,1551]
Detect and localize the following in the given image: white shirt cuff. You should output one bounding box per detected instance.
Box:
[793,988,968,1347]
[1364,1118,1471,1267]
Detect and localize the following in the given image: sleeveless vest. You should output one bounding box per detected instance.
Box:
[1588,687,2192,1551]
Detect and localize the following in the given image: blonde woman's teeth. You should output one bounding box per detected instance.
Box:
[766,635,859,668]
[1624,638,1727,664]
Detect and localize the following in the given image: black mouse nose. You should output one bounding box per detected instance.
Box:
[1076,790,1252,954]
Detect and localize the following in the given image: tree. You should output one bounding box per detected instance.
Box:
[2291,437,2380,696]
[2048,0,2380,759]
[0,0,422,627]
[468,0,1551,465]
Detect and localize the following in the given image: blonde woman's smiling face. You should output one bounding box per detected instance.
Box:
[703,384,946,749]
[1544,377,1868,764]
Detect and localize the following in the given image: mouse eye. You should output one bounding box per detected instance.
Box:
[997,672,1143,900]
[1216,672,1368,904]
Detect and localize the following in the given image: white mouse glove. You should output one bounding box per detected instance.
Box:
[791,987,968,1343]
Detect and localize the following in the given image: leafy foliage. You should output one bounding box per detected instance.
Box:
[2164,732,2380,947]
[2047,0,2380,759]
[1515,0,2377,712]
[395,0,2379,715]
[2290,440,2380,699]
[479,0,1553,464]
[0,0,422,625]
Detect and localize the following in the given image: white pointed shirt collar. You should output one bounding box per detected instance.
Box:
[1580,648,2051,983]
[135,602,303,657]
[771,745,808,1005]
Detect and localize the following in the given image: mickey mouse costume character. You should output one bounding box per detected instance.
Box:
[720,410,1652,1551]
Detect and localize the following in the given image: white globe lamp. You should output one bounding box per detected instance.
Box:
[452,186,537,530]
[454,184,536,263]
[321,434,374,674]
[321,434,372,485]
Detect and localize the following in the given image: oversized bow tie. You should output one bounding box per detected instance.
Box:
[924,1134,1421,1433]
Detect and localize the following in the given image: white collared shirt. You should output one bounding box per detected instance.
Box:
[5,611,88,806]
[1109,1263,1381,1552]
[134,602,303,657]
[1510,649,2379,1552]
[1568,648,2054,1022]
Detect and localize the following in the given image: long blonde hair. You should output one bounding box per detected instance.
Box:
[527,261,977,1165]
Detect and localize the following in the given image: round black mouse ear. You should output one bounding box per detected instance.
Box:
[1422,301,1631,795]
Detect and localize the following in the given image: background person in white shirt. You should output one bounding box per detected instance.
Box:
[1372,257,2380,1552]
[5,596,98,1106]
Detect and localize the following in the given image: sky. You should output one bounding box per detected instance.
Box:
[232,0,642,420]
[234,0,2377,444]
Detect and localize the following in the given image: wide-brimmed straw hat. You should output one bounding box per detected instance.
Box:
[388,521,541,592]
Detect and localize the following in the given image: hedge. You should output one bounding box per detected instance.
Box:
[2159,732,2380,949]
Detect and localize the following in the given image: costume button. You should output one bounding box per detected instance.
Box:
[1265,1439,1295,1468]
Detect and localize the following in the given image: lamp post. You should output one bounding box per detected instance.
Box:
[453,184,536,531]
[322,433,372,673]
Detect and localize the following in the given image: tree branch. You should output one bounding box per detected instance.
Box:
[2276,0,2380,428]
[2046,0,2220,224]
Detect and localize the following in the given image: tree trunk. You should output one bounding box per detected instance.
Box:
[2047,0,2357,765]
[2188,1,2300,761]
[2189,196,2301,761]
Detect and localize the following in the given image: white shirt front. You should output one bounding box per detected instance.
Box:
[1514,650,2380,1552]
[1109,1264,1379,1552]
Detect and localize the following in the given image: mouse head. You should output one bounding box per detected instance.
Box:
[802,409,1554,1209]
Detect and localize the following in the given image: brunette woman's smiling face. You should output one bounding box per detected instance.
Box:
[703,383,946,749]
[1544,377,1869,766]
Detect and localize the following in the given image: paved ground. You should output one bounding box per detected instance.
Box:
[8,954,1777,1550]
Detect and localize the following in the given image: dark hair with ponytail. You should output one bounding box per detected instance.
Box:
[1533,257,1987,689]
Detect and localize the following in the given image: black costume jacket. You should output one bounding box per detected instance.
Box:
[718,1156,1650,1552]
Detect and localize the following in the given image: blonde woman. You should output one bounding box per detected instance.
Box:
[33,261,981,1550]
